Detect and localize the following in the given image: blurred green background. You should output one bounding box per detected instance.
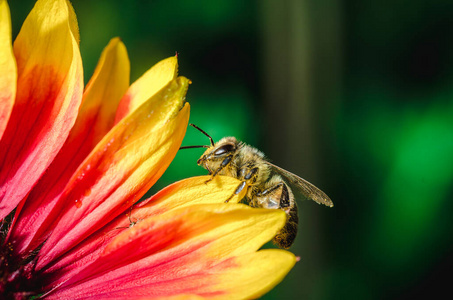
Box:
[10,0,453,299]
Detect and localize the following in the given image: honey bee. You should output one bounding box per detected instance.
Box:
[180,124,333,249]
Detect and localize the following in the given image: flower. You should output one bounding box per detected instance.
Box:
[0,0,296,299]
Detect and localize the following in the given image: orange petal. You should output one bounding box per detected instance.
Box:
[45,204,294,299]
[7,38,130,256]
[42,176,244,287]
[114,55,178,123]
[36,77,190,270]
[105,203,287,265]
[0,0,17,140]
[0,0,83,219]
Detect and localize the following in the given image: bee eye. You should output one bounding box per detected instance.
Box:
[214,143,234,156]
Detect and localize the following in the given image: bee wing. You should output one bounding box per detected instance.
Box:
[266,162,333,207]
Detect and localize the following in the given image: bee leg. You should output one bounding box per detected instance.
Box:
[225,167,258,203]
[225,181,247,203]
[204,155,233,183]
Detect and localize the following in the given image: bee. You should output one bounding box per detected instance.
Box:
[180,124,333,249]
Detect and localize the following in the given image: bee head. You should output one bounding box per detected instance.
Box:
[197,137,238,171]
[179,124,240,173]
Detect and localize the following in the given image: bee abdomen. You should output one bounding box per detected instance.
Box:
[273,203,299,249]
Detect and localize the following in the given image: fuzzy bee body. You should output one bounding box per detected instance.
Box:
[182,125,333,249]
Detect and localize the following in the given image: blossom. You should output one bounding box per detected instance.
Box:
[0,0,295,299]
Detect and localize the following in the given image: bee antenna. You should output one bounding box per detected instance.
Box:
[179,145,210,150]
[189,124,215,147]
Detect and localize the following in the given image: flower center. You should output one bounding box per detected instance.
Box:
[0,241,42,299]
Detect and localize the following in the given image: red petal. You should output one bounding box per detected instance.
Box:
[45,204,291,300]
[36,77,190,271]
[6,38,129,256]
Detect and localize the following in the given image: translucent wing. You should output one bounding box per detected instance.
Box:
[266,162,333,207]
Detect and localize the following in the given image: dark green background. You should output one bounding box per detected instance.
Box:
[10,1,453,299]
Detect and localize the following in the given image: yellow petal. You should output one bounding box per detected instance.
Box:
[78,37,130,141]
[115,56,178,122]
[0,0,16,140]
[65,0,79,44]
[130,175,247,219]
[210,249,296,299]
[14,0,80,75]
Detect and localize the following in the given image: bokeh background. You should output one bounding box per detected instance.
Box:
[10,0,453,299]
